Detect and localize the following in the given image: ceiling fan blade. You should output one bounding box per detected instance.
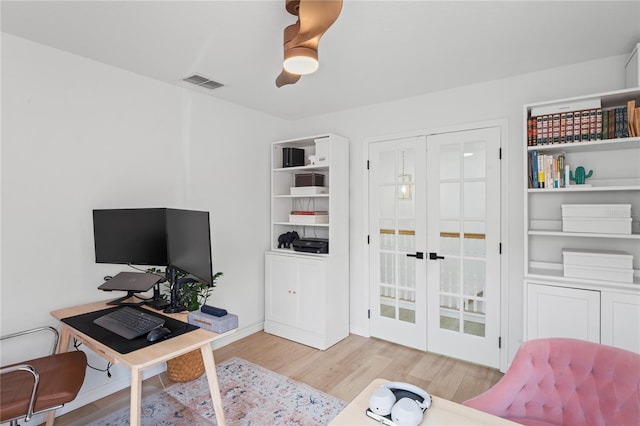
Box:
[287,0,343,50]
[276,69,302,87]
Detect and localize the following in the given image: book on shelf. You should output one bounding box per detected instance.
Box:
[290,210,329,215]
[529,150,566,189]
[628,100,637,137]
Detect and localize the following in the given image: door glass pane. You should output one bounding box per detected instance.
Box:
[399,219,415,251]
[379,185,395,218]
[463,222,485,257]
[464,182,485,219]
[463,259,485,298]
[440,183,460,218]
[440,221,460,255]
[440,145,460,179]
[440,295,459,331]
[379,219,395,250]
[398,148,416,178]
[440,257,459,294]
[400,289,416,324]
[380,285,396,319]
[379,150,396,182]
[380,252,394,285]
[463,141,486,179]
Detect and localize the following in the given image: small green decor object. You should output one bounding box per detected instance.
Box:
[569,166,593,185]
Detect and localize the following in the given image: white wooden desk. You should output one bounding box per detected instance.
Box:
[48,300,227,426]
[329,379,517,425]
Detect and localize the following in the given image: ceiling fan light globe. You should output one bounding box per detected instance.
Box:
[283,46,319,75]
[284,56,319,75]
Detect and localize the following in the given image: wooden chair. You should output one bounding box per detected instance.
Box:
[0,326,87,425]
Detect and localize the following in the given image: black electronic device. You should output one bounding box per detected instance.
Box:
[146,327,172,342]
[282,147,305,167]
[92,208,215,314]
[166,209,213,286]
[93,306,165,340]
[292,238,329,254]
[93,208,168,266]
[98,272,161,306]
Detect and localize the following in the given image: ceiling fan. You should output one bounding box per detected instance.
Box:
[275,0,343,87]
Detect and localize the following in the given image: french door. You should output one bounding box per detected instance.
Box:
[426,127,501,368]
[368,136,427,350]
[368,127,502,368]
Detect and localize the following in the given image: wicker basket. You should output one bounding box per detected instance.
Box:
[166,349,205,382]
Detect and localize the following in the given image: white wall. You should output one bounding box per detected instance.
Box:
[0,33,289,417]
[286,54,629,364]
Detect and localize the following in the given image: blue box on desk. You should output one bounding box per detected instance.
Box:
[188,310,238,334]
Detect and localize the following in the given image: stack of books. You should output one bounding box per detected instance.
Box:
[289,210,329,224]
[528,151,566,189]
[527,99,640,146]
[563,249,634,283]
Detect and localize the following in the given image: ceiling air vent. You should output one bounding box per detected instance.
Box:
[183,74,224,90]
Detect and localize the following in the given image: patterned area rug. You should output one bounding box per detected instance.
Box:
[91,357,346,425]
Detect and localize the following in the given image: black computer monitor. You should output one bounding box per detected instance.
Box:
[166,209,213,286]
[93,208,168,266]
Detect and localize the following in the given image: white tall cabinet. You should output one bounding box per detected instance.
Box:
[524,88,640,354]
[264,134,349,350]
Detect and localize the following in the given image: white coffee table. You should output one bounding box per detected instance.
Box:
[329,379,517,425]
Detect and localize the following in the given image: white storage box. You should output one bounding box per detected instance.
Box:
[561,204,631,218]
[314,138,330,165]
[562,217,632,234]
[289,214,328,224]
[564,264,634,283]
[563,249,633,269]
[188,311,238,334]
[290,186,328,196]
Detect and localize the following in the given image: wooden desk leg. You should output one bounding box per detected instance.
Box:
[130,368,142,426]
[44,326,74,425]
[201,344,227,426]
[57,325,72,353]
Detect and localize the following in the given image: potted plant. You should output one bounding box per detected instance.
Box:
[163,270,223,312]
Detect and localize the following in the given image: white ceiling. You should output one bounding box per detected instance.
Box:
[2,1,639,120]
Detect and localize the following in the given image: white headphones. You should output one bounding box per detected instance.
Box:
[368,382,432,426]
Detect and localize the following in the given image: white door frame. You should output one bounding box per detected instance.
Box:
[362,119,510,372]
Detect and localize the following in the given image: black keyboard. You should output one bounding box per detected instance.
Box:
[93,306,165,340]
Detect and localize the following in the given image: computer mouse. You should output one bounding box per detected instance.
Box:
[146,327,171,342]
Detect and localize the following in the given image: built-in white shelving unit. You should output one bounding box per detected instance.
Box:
[524,88,640,354]
[264,134,349,350]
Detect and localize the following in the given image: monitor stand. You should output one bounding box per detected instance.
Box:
[106,291,146,306]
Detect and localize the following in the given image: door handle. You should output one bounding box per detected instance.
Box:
[429,252,445,260]
[407,252,424,259]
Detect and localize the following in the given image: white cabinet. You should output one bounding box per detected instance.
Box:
[264,134,349,350]
[527,283,600,343]
[523,88,640,353]
[601,291,640,353]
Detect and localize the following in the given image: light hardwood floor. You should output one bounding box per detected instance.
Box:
[49,332,503,425]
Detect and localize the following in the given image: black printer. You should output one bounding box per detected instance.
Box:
[292,238,329,254]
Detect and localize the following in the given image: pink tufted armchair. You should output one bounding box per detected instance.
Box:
[463,338,640,426]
